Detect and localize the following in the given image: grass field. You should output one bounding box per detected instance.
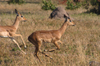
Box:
[0,2,100,66]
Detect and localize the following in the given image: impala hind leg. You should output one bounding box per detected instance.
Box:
[40,51,53,59]
[28,37,42,62]
[35,41,51,62]
[35,45,42,63]
[28,37,53,62]
[37,41,53,59]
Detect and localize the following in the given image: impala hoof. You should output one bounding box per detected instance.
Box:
[24,46,27,49]
[24,52,26,54]
[44,50,47,52]
[22,52,26,54]
[50,57,53,59]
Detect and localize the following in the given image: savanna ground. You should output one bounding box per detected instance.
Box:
[0,1,100,66]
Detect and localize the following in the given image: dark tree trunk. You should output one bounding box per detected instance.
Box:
[98,3,100,14]
[73,0,80,2]
[98,0,100,14]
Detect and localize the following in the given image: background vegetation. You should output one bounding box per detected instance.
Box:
[0,0,100,66]
[41,0,56,10]
[8,0,25,4]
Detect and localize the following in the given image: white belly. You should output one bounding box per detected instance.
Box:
[0,32,9,38]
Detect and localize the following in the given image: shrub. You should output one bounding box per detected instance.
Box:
[8,0,25,4]
[42,0,56,10]
[90,0,99,6]
[66,0,81,10]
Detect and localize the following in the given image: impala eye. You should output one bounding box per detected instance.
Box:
[21,16,23,17]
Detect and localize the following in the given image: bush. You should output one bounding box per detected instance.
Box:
[90,0,99,6]
[8,0,25,4]
[42,0,56,10]
[66,0,81,10]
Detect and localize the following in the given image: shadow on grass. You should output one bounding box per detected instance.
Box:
[0,12,35,15]
[83,8,100,15]
[0,10,35,15]
[0,1,41,4]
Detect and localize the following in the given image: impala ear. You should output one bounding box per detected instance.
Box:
[15,9,19,16]
[64,15,68,22]
[15,9,18,14]
[64,14,67,18]
[67,17,70,19]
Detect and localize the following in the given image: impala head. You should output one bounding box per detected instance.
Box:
[15,9,27,22]
[64,15,75,26]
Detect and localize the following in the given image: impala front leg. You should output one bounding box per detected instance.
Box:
[13,34,26,48]
[10,37,26,54]
[57,40,63,44]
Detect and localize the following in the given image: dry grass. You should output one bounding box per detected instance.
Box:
[0,2,100,66]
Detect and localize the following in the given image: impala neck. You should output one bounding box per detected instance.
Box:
[59,21,68,36]
[13,16,20,29]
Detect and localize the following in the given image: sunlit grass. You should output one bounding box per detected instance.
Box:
[0,2,100,66]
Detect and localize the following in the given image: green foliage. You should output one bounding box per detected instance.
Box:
[8,0,25,4]
[81,0,99,6]
[12,48,19,51]
[66,0,81,10]
[90,0,99,6]
[42,0,56,10]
